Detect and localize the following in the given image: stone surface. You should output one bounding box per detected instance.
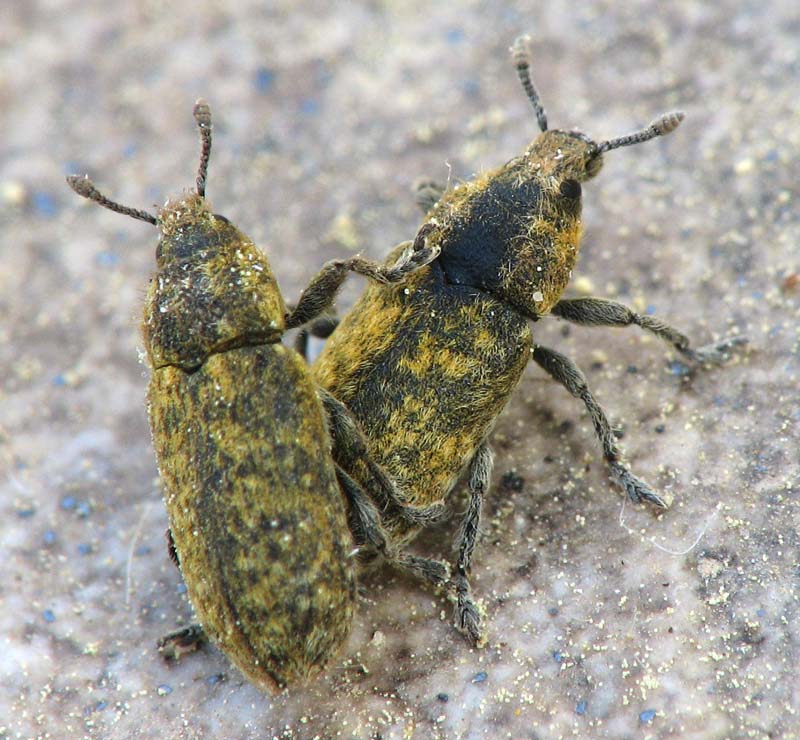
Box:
[1,1,797,738]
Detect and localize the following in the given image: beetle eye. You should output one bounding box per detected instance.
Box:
[559,179,581,199]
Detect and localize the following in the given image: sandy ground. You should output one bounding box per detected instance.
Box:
[1,1,798,738]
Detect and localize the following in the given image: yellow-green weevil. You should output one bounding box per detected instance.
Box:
[312,37,746,646]
[67,101,446,690]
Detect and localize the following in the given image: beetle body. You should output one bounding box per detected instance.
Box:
[314,38,743,644]
[143,195,356,690]
[68,102,445,690]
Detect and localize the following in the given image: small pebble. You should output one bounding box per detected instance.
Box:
[60,496,77,511]
[500,470,524,492]
[254,67,276,93]
[156,684,172,696]
[667,360,690,377]
[576,700,587,715]
[639,709,657,724]
[436,693,449,703]
[43,609,56,623]
[2,180,27,206]
[32,191,58,218]
[471,671,487,684]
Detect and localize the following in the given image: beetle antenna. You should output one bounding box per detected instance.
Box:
[597,111,685,153]
[511,35,547,132]
[66,174,158,224]
[193,99,213,197]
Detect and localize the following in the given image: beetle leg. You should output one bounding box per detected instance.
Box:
[335,465,450,588]
[157,623,207,660]
[551,297,747,365]
[532,345,668,509]
[412,178,446,213]
[166,527,180,568]
[320,388,445,527]
[285,226,441,330]
[294,314,340,360]
[452,441,492,647]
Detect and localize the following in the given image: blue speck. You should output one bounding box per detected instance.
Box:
[445,28,465,44]
[764,149,778,162]
[462,79,480,97]
[157,684,173,696]
[552,650,563,663]
[43,609,56,623]
[76,501,92,518]
[471,671,488,683]
[122,142,138,158]
[177,582,187,594]
[95,251,119,268]
[645,304,657,315]
[52,374,66,387]
[60,496,77,511]
[757,608,766,617]
[736,276,748,288]
[300,98,319,116]
[254,67,276,93]
[207,673,225,686]
[639,709,657,723]
[32,191,58,218]
[78,543,92,555]
[436,692,449,702]
[668,360,690,377]
[16,507,36,519]
[94,699,107,711]
[135,545,152,556]
[43,530,57,545]
[576,700,587,715]
[547,607,559,616]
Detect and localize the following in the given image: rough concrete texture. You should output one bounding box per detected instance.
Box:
[2,1,798,738]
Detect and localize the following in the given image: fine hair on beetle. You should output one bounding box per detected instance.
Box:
[312,34,746,648]
[67,100,453,691]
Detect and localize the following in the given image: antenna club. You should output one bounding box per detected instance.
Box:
[651,110,685,136]
[511,35,532,68]
[66,174,98,199]
[193,99,212,129]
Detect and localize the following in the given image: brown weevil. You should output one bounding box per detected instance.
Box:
[67,101,448,690]
[312,37,746,646]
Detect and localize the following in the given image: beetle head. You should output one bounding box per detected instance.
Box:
[512,36,684,184]
[67,100,286,371]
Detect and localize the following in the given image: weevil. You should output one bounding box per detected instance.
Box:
[312,37,746,645]
[67,101,448,690]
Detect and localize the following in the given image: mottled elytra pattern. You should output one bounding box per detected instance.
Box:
[67,100,445,691]
[149,346,356,688]
[314,36,744,646]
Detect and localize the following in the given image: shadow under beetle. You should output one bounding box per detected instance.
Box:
[312,37,746,646]
[67,101,449,690]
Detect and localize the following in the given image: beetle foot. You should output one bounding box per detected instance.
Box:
[157,623,207,660]
[609,462,668,510]
[454,573,486,648]
[682,335,748,365]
